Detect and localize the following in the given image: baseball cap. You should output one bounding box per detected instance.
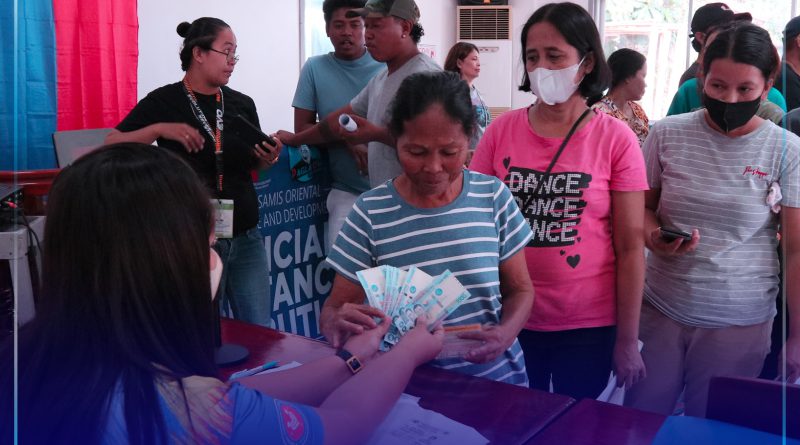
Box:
[345,0,420,24]
[784,16,800,40]
[690,3,752,34]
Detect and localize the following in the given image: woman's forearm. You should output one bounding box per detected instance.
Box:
[615,248,645,343]
[237,355,353,407]
[105,126,161,145]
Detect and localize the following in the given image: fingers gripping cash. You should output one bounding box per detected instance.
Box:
[355,266,482,358]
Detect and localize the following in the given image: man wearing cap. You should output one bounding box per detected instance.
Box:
[291,0,384,252]
[679,2,752,86]
[778,16,800,112]
[277,0,441,188]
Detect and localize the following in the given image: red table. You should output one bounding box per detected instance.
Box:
[221,318,576,445]
[524,398,667,445]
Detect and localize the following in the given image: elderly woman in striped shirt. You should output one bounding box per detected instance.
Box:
[321,71,535,386]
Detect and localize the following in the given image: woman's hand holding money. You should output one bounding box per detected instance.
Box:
[460,324,514,364]
[392,315,444,366]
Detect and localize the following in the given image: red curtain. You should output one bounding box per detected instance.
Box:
[53,0,138,131]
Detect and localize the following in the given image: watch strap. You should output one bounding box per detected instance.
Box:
[336,349,363,374]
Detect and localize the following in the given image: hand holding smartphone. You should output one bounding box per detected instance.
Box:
[659,226,692,242]
[231,113,277,149]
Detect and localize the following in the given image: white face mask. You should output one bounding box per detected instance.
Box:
[210,248,223,300]
[527,58,585,105]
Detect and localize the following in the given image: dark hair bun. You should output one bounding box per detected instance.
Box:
[176,22,192,38]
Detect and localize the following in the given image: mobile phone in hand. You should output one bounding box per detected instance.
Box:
[231,113,277,149]
[660,226,692,242]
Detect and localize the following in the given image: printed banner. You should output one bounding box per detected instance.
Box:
[255,144,333,338]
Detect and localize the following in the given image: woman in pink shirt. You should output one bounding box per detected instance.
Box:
[470,2,648,399]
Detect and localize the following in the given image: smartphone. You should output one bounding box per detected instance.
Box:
[231,113,277,149]
[660,226,692,242]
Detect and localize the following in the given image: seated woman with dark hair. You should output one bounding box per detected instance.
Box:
[592,48,649,147]
[321,70,535,386]
[0,143,442,445]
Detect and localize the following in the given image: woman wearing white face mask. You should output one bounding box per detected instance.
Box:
[470,2,648,399]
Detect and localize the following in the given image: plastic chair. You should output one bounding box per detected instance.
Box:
[706,376,800,439]
[52,128,112,168]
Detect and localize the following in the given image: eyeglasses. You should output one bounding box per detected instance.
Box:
[208,48,239,63]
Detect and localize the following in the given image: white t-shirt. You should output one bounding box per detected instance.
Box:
[350,53,441,187]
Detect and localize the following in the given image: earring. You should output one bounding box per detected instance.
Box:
[402,34,406,38]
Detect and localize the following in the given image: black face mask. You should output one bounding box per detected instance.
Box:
[702,93,761,133]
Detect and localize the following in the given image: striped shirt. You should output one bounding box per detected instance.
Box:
[644,110,800,327]
[326,170,533,385]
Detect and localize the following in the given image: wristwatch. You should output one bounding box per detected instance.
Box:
[336,349,363,374]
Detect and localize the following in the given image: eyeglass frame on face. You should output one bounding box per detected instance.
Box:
[207,47,239,63]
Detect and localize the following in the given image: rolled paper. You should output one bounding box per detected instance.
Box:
[338,114,358,132]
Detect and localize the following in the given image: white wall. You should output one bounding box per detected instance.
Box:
[417,0,458,67]
[137,0,301,132]
[136,0,592,128]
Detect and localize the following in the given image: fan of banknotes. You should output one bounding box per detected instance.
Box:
[356,265,472,352]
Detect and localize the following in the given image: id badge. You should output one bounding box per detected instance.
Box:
[212,199,234,239]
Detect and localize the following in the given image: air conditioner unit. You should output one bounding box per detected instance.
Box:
[457,6,513,119]
[458,0,508,5]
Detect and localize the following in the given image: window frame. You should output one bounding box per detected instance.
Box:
[594,0,800,72]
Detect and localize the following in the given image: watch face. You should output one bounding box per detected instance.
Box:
[348,357,363,373]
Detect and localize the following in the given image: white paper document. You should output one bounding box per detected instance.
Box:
[596,340,644,405]
[366,393,488,445]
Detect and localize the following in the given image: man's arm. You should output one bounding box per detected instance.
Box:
[294,107,318,133]
[277,104,353,147]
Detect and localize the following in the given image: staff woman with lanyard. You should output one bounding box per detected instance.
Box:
[106,17,280,327]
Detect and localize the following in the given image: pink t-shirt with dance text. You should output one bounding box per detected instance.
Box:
[470,108,647,331]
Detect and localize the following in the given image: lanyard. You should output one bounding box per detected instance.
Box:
[182,79,225,192]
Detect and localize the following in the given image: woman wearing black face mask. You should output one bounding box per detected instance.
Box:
[624,23,800,418]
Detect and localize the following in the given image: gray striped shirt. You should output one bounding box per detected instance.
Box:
[644,111,800,327]
[326,170,533,385]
